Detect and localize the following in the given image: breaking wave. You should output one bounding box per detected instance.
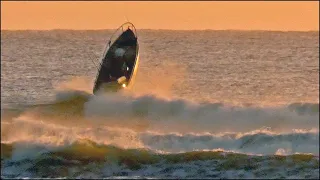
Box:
[1,88,319,178]
[1,140,319,178]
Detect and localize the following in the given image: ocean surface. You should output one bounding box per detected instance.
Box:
[1,30,319,178]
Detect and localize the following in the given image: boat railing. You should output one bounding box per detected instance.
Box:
[94,22,138,86]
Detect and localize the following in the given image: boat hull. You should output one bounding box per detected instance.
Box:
[93,22,139,95]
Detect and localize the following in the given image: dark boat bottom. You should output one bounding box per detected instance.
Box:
[93,27,138,95]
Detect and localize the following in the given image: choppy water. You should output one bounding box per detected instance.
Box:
[1,30,319,178]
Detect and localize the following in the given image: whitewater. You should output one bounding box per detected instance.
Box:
[1,30,319,178]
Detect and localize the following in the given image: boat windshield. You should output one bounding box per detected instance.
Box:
[100,22,137,60]
[109,22,137,48]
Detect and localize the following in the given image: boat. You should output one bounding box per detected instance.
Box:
[93,22,139,95]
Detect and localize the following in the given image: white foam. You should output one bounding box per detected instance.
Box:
[83,93,318,134]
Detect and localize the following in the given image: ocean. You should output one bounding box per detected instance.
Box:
[1,30,319,178]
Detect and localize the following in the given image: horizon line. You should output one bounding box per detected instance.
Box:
[1,28,319,32]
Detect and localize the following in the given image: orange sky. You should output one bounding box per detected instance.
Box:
[1,1,319,31]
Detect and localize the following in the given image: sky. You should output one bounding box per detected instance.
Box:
[1,1,319,31]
